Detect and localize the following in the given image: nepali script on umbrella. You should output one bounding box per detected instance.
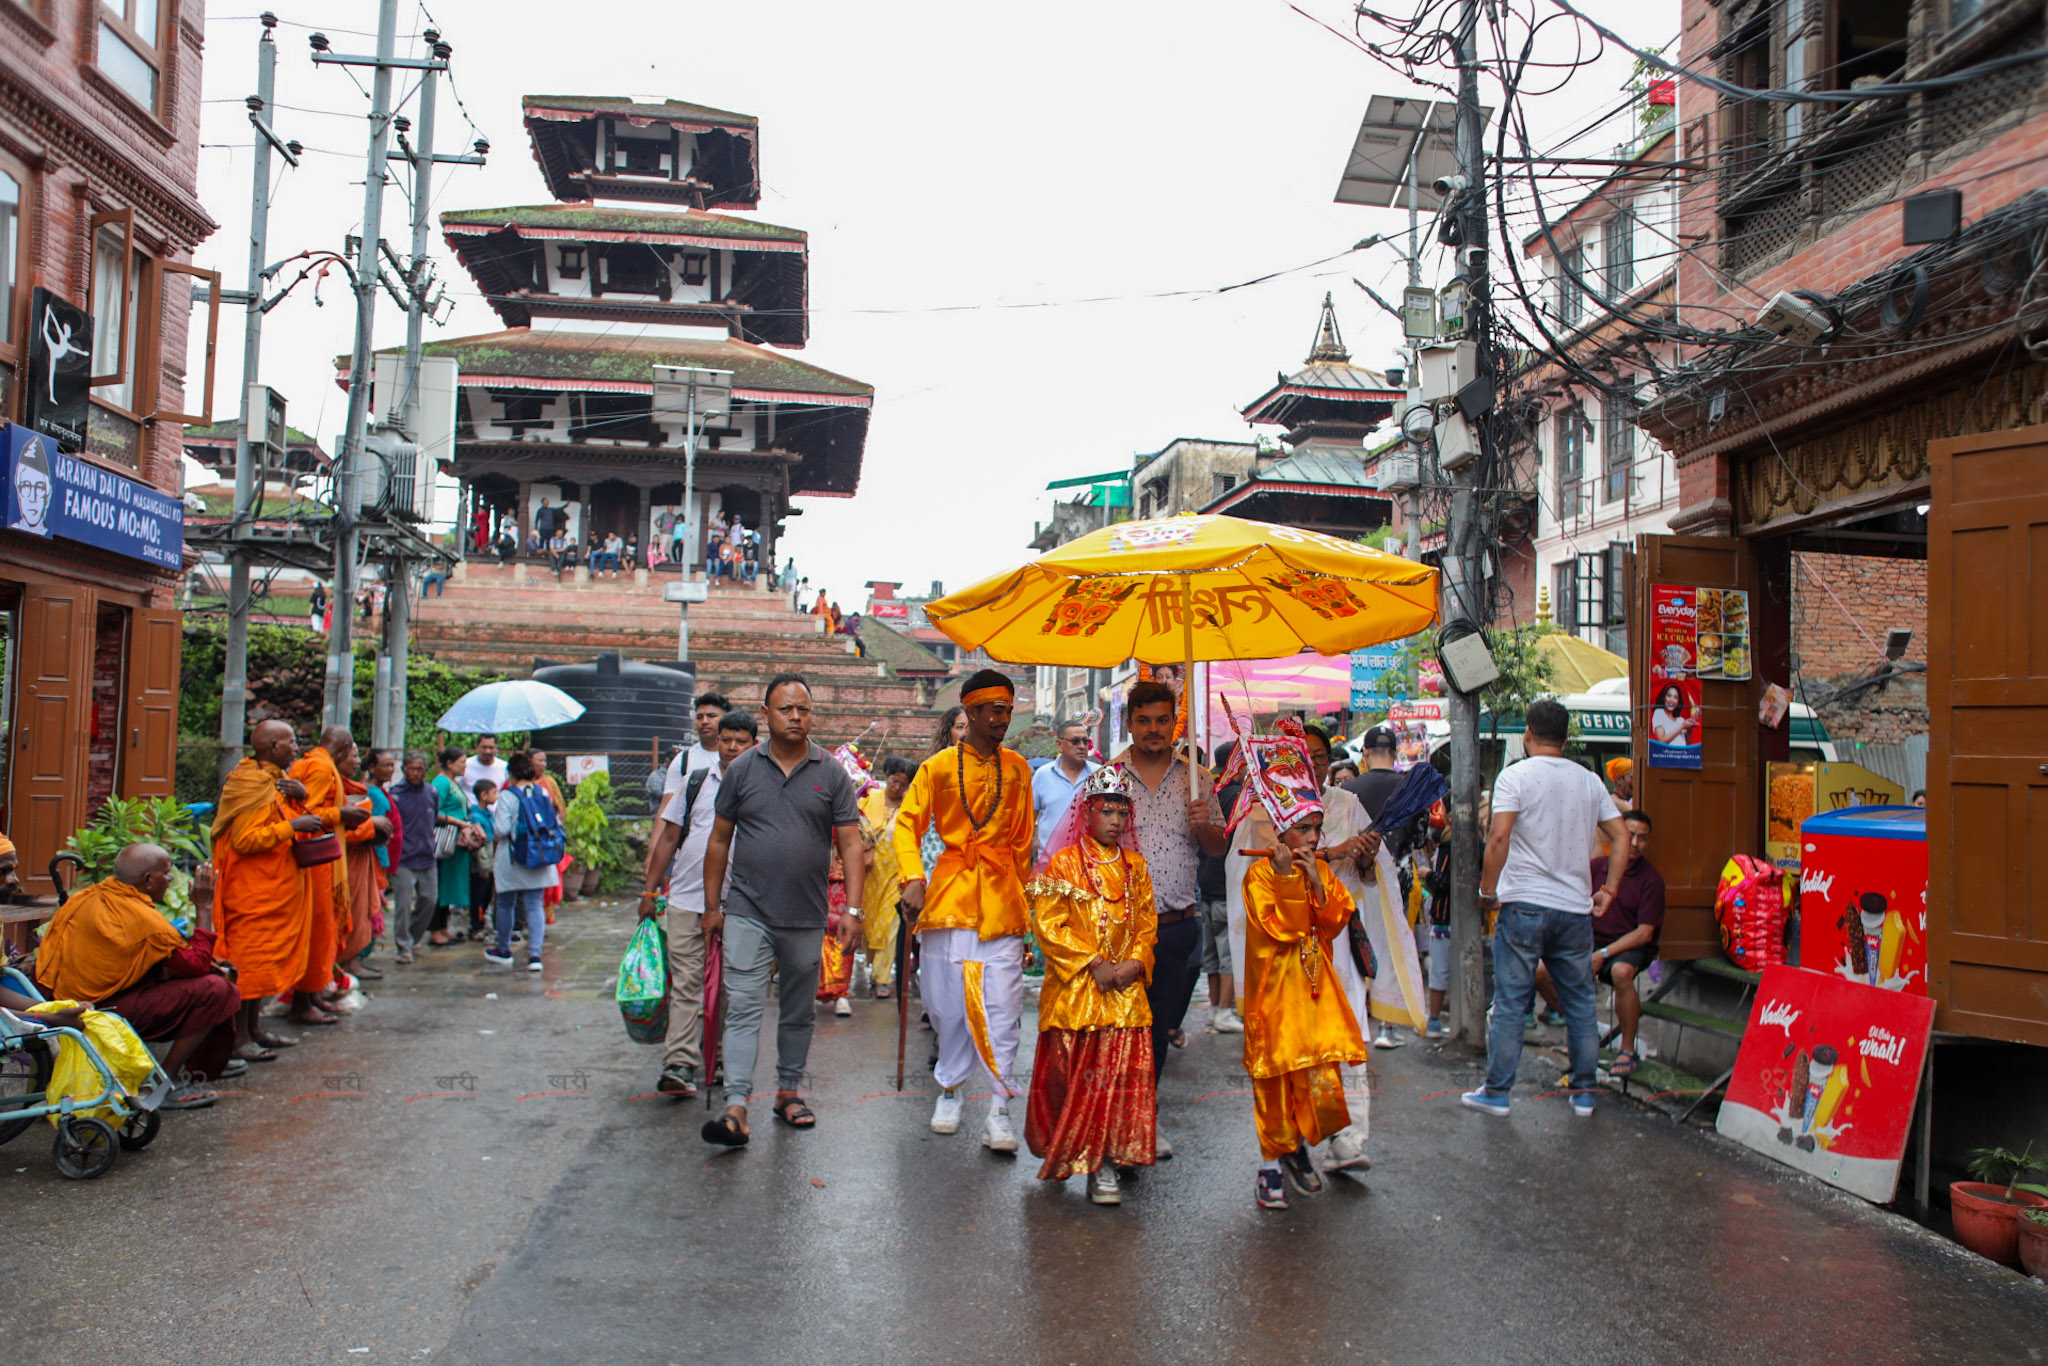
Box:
[922,514,1439,669]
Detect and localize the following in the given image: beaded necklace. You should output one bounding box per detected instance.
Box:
[1292,854,1327,1000]
[1082,837,1131,961]
[956,741,1003,831]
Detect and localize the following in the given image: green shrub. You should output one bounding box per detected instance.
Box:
[60,796,208,925]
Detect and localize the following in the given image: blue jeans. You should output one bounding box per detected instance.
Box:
[495,887,546,958]
[1482,901,1598,1096]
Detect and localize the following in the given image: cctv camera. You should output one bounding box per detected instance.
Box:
[1432,173,1469,197]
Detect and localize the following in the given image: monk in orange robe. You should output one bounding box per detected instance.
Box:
[341,748,395,972]
[213,719,328,1059]
[286,726,369,1023]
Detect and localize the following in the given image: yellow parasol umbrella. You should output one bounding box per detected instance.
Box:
[924,514,1440,794]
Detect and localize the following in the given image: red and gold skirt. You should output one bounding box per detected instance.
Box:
[1024,1027,1156,1180]
[817,878,854,1002]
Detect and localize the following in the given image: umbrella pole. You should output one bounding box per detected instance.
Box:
[1182,573,1198,802]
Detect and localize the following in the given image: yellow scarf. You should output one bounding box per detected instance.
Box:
[213,758,285,841]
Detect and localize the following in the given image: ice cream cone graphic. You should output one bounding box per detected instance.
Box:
[1878,906,1906,983]
[1856,894,1888,984]
[1797,1044,1842,1152]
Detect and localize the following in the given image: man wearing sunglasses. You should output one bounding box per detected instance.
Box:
[1031,719,1099,863]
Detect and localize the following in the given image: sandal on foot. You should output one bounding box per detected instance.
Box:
[701,1113,750,1147]
[231,1043,278,1063]
[252,1032,298,1049]
[773,1097,816,1129]
[1611,1051,1640,1077]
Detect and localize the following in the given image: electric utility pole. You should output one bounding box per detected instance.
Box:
[315,0,447,731]
[372,31,484,749]
[218,13,299,773]
[1446,0,1496,1048]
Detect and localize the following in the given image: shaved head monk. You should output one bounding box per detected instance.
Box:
[287,724,370,1024]
[35,842,243,1107]
[213,719,329,1060]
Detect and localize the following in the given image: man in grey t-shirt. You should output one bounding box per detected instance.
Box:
[699,673,865,1146]
[1463,698,1631,1121]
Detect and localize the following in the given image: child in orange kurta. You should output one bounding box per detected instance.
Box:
[1242,809,1367,1211]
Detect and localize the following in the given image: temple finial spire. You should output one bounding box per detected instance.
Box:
[1307,292,1349,363]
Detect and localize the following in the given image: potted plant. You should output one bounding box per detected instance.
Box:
[2020,1209,2048,1279]
[563,771,615,897]
[60,797,209,926]
[1951,1143,2048,1268]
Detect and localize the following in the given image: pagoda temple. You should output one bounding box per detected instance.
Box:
[1207,294,1404,540]
[357,95,870,565]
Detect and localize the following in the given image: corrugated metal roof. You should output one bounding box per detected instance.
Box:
[1253,447,1376,487]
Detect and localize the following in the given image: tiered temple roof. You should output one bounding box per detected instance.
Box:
[522,96,760,208]
[1240,293,1402,443]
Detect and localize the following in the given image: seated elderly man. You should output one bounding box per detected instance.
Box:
[0,834,85,1030]
[34,843,244,1108]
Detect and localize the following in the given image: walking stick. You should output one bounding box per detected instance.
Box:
[895,899,911,1092]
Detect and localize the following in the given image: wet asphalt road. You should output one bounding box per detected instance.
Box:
[5,901,2047,1366]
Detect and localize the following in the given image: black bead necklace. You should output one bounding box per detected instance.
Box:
[957,741,1002,831]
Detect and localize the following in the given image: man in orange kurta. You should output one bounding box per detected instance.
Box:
[213,719,328,1058]
[286,726,369,1023]
[895,669,1036,1151]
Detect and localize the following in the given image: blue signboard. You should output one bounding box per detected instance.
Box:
[1,422,184,569]
[1349,641,1407,710]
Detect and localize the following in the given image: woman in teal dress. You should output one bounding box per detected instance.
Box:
[431,745,473,943]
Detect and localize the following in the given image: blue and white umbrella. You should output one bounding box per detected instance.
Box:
[436,679,585,734]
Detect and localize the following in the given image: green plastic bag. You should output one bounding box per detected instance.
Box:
[616,910,670,1044]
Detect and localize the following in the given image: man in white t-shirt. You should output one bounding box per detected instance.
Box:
[1462,698,1631,1121]
[636,709,755,1097]
[459,734,508,803]
[654,691,728,810]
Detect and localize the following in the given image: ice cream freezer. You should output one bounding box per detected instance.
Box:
[1796,807,1928,995]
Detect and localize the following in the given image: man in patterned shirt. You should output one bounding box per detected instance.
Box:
[1117,680,1227,1159]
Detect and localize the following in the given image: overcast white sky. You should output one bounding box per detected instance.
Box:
[188,0,1674,609]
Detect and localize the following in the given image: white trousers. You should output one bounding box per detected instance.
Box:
[920,928,1024,1101]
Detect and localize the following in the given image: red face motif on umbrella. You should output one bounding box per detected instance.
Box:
[1040,578,1139,637]
[1264,572,1366,621]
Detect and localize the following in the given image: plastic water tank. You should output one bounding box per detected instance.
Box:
[530,653,698,756]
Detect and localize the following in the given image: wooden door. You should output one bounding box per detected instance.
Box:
[120,607,182,802]
[1629,534,1774,959]
[10,583,91,895]
[1927,424,2048,1046]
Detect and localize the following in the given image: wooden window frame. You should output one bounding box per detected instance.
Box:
[96,0,167,119]
[88,208,134,389]
[152,261,219,425]
[0,147,30,370]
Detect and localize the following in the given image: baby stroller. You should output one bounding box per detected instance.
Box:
[0,854,172,1179]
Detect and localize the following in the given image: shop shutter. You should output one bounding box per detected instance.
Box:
[1926,424,2048,1046]
[11,584,91,895]
[120,607,182,802]
[1629,534,1783,959]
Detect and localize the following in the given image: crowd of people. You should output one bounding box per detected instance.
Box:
[1,672,1658,1210]
[0,725,577,1112]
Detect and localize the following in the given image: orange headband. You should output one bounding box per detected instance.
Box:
[962,686,1012,707]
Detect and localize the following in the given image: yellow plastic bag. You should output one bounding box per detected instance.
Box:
[28,1001,157,1124]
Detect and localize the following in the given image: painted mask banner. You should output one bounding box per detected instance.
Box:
[1716,965,1934,1203]
[1797,807,1927,996]
[1647,585,1702,769]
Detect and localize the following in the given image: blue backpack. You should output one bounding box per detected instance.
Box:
[510,783,565,869]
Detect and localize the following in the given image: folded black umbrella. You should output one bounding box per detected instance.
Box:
[1370,761,1448,836]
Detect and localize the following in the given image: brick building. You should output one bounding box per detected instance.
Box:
[0,0,216,901]
[1620,0,2048,1050]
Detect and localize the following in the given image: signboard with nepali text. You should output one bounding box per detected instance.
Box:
[1349,641,1404,710]
[1716,965,1934,1203]
[1,423,183,569]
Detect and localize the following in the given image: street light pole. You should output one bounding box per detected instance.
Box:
[1445,0,1495,1048]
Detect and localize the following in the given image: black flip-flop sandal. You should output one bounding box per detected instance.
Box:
[701,1113,750,1147]
[773,1098,816,1129]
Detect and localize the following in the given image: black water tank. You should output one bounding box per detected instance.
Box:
[530,653,698,756]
